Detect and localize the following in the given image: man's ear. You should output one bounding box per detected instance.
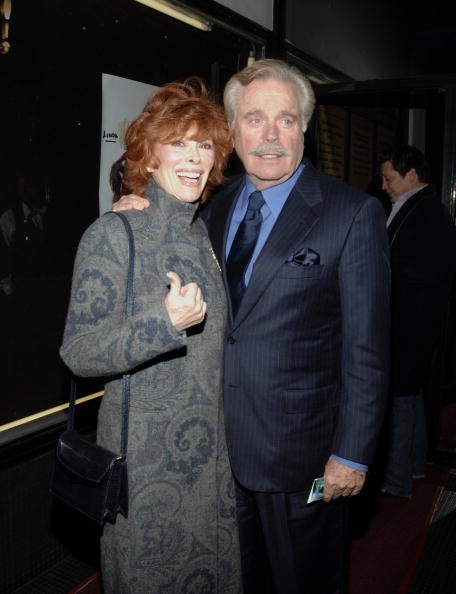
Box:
[405,167,419,184]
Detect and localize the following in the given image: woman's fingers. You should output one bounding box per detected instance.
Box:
[164,273,207,331]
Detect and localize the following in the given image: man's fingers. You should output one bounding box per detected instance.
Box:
[322,457,366,502]
[323,491,332,502]
[323,483,341,501]
[112,195,149,212]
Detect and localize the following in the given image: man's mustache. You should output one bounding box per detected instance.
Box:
[249,144,290,157]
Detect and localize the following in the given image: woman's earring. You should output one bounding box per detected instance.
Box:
[146,166,154,173]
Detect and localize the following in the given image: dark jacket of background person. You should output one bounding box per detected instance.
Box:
[388,183,456,398]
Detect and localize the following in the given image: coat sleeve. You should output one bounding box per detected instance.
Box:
[332,196,391,465]
[60,213,186,377]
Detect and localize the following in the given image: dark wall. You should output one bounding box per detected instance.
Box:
[410,2,456,75]
[286,0,410,80]
[286,0,456,82]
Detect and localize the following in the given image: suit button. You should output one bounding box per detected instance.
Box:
[227,336,236,344]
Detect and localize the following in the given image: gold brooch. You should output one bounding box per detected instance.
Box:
[210,247,222,272]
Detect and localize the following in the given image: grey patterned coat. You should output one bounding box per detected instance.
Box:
[60,182,242,593]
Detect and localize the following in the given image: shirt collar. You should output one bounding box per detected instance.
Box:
[243,163,305,220]
[393,183,428,205]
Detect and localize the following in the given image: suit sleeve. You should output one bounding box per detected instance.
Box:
[60,214,186,377]
[332,196,391,465]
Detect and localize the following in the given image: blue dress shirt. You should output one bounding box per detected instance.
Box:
[226,164,304,283]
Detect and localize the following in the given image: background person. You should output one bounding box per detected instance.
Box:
[60,78,241,593]
[379,145,456,498]
[115,59,391,594]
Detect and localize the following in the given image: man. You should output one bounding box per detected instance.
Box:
[115,59,390,594]
[379,145,455,498]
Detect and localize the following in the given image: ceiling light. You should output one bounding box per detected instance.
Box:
[134,0,211,32]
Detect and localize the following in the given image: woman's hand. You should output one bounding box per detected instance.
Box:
[112,194,150,212]
[164,272,207,332]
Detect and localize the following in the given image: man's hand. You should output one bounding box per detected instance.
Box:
[164,272,207,332]
[112,194,150,212]
[322,457,366,502]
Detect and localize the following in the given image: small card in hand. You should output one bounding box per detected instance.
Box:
[307,476,325,504]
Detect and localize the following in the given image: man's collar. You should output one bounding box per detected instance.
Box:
[393,183,427,204]
[243,163,305,218]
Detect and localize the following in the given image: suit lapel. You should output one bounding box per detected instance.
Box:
[232,161,323,328]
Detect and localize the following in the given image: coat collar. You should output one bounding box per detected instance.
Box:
[388,184,434,247]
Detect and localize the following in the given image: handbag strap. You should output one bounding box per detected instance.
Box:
[67,211,136,459]
[67,377,77,430]
[113,211,135,457]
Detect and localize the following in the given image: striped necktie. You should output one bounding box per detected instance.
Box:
[226,190,265,315]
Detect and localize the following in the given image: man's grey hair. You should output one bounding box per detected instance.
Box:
[223,58,316,133]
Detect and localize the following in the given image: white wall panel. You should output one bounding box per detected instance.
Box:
[216,0,273,30]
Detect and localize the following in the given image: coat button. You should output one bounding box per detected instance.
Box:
[227,336,236,344]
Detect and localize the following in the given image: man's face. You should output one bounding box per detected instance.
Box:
[232,78,304,190]
[380,160,417,202]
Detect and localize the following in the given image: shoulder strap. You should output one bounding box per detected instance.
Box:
[67,378,77,431]
[111,211,135,457]
[112,212,136,319]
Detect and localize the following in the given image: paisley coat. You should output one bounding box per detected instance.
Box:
[60,182,242,593]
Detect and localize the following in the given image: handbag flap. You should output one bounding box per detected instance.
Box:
[56,430,122,484]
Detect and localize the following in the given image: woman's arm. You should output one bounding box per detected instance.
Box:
[60,214,191,377]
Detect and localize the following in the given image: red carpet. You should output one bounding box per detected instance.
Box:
[349,463,448,594]
[69,572,102,594]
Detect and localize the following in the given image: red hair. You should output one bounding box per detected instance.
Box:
[123,77,232,201]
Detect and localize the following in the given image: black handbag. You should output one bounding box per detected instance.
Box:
[51,212,135,524]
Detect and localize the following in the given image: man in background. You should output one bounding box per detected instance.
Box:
[379,145,456,498]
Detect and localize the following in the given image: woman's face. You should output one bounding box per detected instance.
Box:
[152,126,215,203]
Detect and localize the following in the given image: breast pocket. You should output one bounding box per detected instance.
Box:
[275,263,324,279]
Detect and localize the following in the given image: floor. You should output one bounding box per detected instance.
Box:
[13,402,456,594]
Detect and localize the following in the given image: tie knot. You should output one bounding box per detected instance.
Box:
[247,190,265,214]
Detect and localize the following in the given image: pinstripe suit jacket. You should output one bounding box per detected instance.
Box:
[201,159,391,492]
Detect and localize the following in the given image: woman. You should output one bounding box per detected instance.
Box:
[60,78,241,593]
